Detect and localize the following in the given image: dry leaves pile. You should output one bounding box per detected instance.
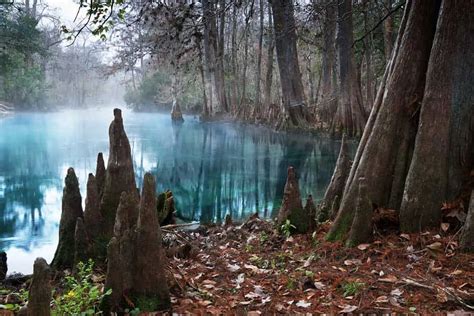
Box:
[166,217,474,314]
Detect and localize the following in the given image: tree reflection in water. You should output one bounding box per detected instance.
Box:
[0,109,354,272]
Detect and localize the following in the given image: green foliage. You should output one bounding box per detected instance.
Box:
[341,281,365,297]
[280,219,296,238]
[52,259,112,315]
[259,232,269,244]
[124,71,171,109]
[286,277,297,290]
[0,7,48,108]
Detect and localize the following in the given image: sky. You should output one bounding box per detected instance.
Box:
[43,0,83,25]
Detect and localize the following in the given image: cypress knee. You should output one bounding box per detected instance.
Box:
[73,218,88,267]
[28,258,51,316]
[51,168,83,270]
[95,153,106,199]
[134,173,171,311]
[100,109,138,240]
[277,167,306,233]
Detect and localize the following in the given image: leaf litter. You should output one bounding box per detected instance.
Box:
[161,216,473,314]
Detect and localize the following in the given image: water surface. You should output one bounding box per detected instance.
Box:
[0,108,346,273]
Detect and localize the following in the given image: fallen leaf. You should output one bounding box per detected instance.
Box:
[390,288,403,296]
[441,223,450,232]
[296,300,311,308]
[389,296,400,307]
[450,270,463,276]
[400,233,410,240]
[234,273,245,289]
[344,259,362,266]
[427,242,443,251]
[357,243,371,250]
[275,303,285,311]
[436,290,448,303]
[227,263,241,272]
[375,295,388,303]
[339,305,357,313]
[378,275,398,283]
[314,281,325,290]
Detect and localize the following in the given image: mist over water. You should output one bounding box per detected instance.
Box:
[0,107,350,273]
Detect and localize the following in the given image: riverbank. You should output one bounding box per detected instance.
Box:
[1,215,473,314]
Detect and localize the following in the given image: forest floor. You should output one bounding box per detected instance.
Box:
[166,216,474,314]
[1,216,473,315]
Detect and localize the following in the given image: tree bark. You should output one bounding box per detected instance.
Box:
[332,0,367,136]
[383,0,395,62]
[270,0,307,126]
[216,0,228,112]
[400,0,474,231]
[318,0,337,121]
[263,4,274,110]
[346,177,373,247]
[202,0,220,115]
[327,0,441,241]
[318,134,351,221]
[461,190,474,252]
[255,0,264,107]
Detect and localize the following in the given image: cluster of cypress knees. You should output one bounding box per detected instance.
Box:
[23,109,175,314]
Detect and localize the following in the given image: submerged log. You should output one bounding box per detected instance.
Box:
[100,109,138,241]
[51,168,83,270]
[27,258,51,316]
[460,190,474,252]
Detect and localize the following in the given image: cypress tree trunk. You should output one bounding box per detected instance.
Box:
[318,0,337,122]
[332,0,367,137]
[270,0,307,126]
[202,0,220,115]
[263,4,274,110]
[327,0,474,241]
[327,0,441,241]
[400,0,474,231]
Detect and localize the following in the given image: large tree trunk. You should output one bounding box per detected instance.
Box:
[400,0,474,231]
[327,0,474,242]
[332,0,367,137]
[327,0,440,241]
[383,0,395,62]
[255,0,264,107]
[216,0,228,112]
[270,0,307,126]
[202,0,221,115]
[230,3,239,113]
[263,4,274,110]
[318,0,337,122]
